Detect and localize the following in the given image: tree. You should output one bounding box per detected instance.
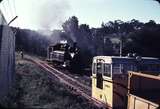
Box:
[154,0,160,3]
[145,20,156,27]
[123,21,160,58]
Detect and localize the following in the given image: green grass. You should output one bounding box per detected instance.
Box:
[0,54,99,109]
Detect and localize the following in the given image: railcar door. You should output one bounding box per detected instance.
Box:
[96,59,105,89]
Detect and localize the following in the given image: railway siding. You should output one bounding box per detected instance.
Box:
[25,56,106,108]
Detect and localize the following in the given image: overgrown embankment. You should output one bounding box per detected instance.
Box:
[0,53,98,109]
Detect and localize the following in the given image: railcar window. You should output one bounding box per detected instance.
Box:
[149,64,159,72]
[49,47,52,52]
[140,64,149,71]
[142,64,160,73]
[123,64,136,73]
[112,64,122,74]
[104,64,111,77]
[92,63,97,74]
[53,44,66,51]
[131,65,137,71]
[97,62,103,74]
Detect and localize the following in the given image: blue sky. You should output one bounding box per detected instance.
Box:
[0,0,160,30]
[68,0,160,27]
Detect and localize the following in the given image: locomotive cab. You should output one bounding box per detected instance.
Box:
[47,40,80,68]
[47,41,67,63]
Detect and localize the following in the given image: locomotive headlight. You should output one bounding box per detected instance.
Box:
[70,53,75,58]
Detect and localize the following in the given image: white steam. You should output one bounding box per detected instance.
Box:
[11,0,70,30]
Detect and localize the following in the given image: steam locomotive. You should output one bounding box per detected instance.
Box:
[47,40,80,69]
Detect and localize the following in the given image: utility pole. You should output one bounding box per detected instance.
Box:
[120,37,122,57]
[118,26,122,57]
[103,36,106,55]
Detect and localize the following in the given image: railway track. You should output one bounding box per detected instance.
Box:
[25,57,106,108]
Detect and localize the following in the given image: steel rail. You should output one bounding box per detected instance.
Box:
[26,57,106,108]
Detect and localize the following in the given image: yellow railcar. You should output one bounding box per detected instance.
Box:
[91,56,160,109]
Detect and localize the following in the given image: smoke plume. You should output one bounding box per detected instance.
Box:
[35,0,70,30]
[16,0,70,30]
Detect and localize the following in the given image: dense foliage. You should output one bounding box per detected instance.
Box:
[14,17,160,65]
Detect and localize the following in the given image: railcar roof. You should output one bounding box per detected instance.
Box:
[94,56,158,59]
[93,56,160,64]
[48,43,66,47]
[51,51,65,54]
